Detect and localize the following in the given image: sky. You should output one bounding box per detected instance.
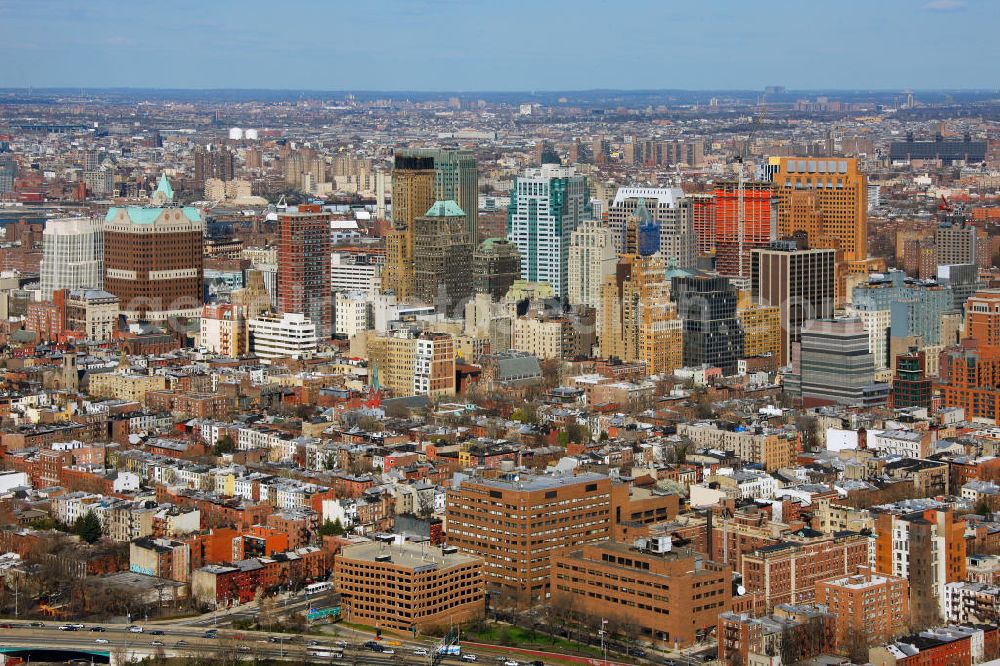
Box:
[0,0,996,91]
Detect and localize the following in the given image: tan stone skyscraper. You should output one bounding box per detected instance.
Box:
[773,157,868,263]
[599,253,682,374]
[383,155,435,300]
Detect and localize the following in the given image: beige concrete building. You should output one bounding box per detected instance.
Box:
[89,372,168,404]
[64,289,119,341]
[600,253,682,374]
[568,221,617,310]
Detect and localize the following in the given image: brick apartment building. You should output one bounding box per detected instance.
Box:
[741,529,869,610]
[815,567,909,654]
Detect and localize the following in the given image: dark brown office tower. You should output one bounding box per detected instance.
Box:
[473,237,521,300]
[278,204,332,338]
[413,200,472,315]
[103,175,204,320]
[193,145,236,186]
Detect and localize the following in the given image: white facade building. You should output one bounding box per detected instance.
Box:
[334,290,372,339]
[567,220,617,310]
[39,217,104,298]
[248,312,317,359]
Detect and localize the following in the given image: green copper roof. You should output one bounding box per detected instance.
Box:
[153,173,174,202]
[104,206,203,224]
[424,199,465,217]
[479,237,508,249]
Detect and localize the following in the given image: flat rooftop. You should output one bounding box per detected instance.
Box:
[340,540,480,572]
[465,472,608,492]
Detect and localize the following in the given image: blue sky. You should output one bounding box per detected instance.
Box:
[0,0,995,90]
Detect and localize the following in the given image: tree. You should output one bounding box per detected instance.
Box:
[213,434,236,457]
[540,358,562,389]
[795,413,820,452]
[75,509,103,544]
[563,422,590,445]
[318,518,345,536]
[384,402,411,419]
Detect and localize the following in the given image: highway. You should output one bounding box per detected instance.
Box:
[0,622,481,665]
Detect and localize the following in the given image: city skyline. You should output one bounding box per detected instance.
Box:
[0,0,997,91]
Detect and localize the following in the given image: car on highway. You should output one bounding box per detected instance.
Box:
[151,641,164,647]
[95,639,110,644]
[175,641,188,647]
[59,625,78,631]
[127,626,144,633]
[203,630,218,639]
[413,648,429,656]
[382,648,396,655]
[29,622,44,627]
[90,626,106,632]
[363,641,380,651]
[149,630,165,635]
[461,656,479,663]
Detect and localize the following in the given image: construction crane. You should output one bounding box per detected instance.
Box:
[735,98,767,278]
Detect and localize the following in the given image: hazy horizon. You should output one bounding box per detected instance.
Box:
[1,0,997,91]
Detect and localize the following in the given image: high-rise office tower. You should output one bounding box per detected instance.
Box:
[607,187,696,269]
[600,253,683,374]
[413,200,472,315]
[621,198,661,257]
[567,221,617,310]
[786,317,886,407]
[384,155,436,301]
[713,181,774,278]
[751,241,836,365]
[277,204,332,338]
[103,175,203,321]
[672,275,744,375]
[473,238,521,301]
[193,145,236,187]
[773,158,868,263]
[395,148,479,247]
[507,164,590,298]
[851,270,953,346]
[40,217,104,299]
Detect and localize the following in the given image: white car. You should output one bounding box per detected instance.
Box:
[95,638,109,644]
[461,656,479,663]
[504,661,519,666]
[413,648,429,656]
[382,648,396,655]
[128,626,144,633]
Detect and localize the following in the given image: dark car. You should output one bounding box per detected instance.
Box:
[149,630,165,636]
[90,627,106,632]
